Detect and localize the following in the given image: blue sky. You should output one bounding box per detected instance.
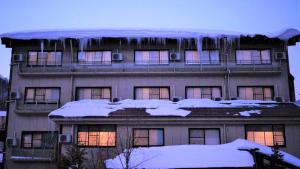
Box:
[0,0,299,99]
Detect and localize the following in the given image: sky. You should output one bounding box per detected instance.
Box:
[0,0,299,99]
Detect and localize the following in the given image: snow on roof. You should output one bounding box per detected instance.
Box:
[239,110,261,117]
[0,111,6,117]
[48,99,277,118]
[1,28,299,41]
[105,139,300,168]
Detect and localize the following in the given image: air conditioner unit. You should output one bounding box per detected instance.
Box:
[213,97,222,101]
[58,134,72,143]
[112,97,122,102]
[6,137,17,147]
[230,97,239,100]
[172,97,183,102]
[10,92,21,100]
[169,53,180,61]
[274,52,286,60]
[274,96,285,102]
[13,54,24,63]
[112,53,123,61]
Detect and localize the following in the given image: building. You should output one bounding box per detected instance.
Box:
[1,29,300,169]
[0,76,8,168]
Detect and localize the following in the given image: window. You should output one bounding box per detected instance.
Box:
[25,88,60,103]
[186,87,221,99]
[76,87,111,100]
[21,131,58,149]
[135,87,170,100]
[245,125,285,146]
[238,87,273,100]
[236,50,271,64]
[78,51,112,65]
[133,129,164,147]
[77,125,116,147]
[189,128,220,145]
[28,51,62,66]
[185,50,220,64]
[135,50,169,65]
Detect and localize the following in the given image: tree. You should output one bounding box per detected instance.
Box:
[59,144,87,169]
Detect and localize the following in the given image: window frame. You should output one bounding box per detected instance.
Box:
[21,131,58,149]
[77,125,117,148]
[188,128,221,145]
[27,50,63,67]
[237,86,274,101]
[184,49,221,65]
[235,49,272,65]
[75,87,112,101]
[133,128,165,147]
[134,86,171,100]
[185,86,222,99]
[76,50,113,65]
[134,49,170,65]
[24,87,61,104]
[245,124,286,147]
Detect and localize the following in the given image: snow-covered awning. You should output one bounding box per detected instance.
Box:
[105,139,300,168]
[48,99,277,118]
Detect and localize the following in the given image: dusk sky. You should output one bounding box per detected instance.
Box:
[0,0,299,99]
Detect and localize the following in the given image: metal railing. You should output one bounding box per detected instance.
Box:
[15,100,60,113]
[10,148,56,162]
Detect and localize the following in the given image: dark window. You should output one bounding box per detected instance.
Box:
[236,50,271,64]
[133,128,164,147]
[186,87,222,99]
[21,131,58,149]
[76,88,111,100]
[189,128,220,145]
[135,87,170,100]
[25,87,60,103]
[185,50,220,64]
[245,125,285,146]
[78,51,111,65]
[28,51,62,66]
[238,86,273,100]
[77,125,116,147]
[135,50,169,65]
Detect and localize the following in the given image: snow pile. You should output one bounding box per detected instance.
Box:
[49,99,277,118]
[105,139,300,168]
[295,100,300,107]
[220,100,276,107]
[0,111,6,117]
[239,110,261,117]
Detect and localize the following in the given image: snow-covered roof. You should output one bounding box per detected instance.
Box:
[105,139,300,168]
[48,99,277,118]
[0,111,6,117]
[1,28,299,41]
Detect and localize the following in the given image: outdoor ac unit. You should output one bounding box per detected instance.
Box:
[274,96,285,102]
[172,97,182,102]
[6,137,17,147]
[230,97,239,100]
[13,54,24,63]
[169,53,180,61]
[112,97,122,102]
[213,97,222,101]
[274,52,286,60]
[58,134,72,143]
[10,92,21,100]
[112,53,123,61]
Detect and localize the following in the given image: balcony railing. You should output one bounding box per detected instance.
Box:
[15,100,60,113]
[10,148,56,162]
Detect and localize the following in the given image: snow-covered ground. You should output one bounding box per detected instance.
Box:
[49,99,277,118]
[0,111,6,117]
[105,139,300,168]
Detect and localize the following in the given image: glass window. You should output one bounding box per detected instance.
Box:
[78,51,112,65]
[135,87,170,100]
[28,51,62,66]
[186,87,221,99]
[21,132,57,149]
[133,129,164,147]
[25,88,60,103]
[77,125,116,147]
[236,50,271,64]
[135,50,169,65]
[246,125,285,146]
[185,50,220,64]
[76,88,111,100]
[189,128,220,145]
[238,87,273,100]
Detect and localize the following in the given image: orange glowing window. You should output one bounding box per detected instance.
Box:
[246,125,285,146]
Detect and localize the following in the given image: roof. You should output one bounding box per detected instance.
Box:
[105,139,300,168]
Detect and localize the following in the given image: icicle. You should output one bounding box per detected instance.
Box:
[40,40,44,53]
[70,39,73,60]
[196,37,203,57]
[54,42,57,53]
[214,37,218,49]
[79,38,89,52]
[62,39,66,51]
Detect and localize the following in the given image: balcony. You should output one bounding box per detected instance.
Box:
[10,148,56,162]
[15,100,60,114]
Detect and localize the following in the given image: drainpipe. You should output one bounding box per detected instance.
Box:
[223,124,227,143]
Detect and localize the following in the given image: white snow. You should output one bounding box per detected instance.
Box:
[239,110,261,116]
[105,139,300,168]
[0,111,6,117]
[49,99,276,118]
[0,153,2,163]
[1,28,299,40]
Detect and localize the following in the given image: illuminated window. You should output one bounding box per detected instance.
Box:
[21,131,58,149]
[77,125,116,147]
[236,50,271,64]
[135,87,170,100]
[28,51,62,66]
[238,87,273,100]
[78,51,112,65]
[135,50,169,65]
[133,129,164,147]
[245,125,285,146]
[185,50,220,64]
[25,87,60,103]
[186,87,221,99]
[189,128,220,145]
[76,88,111,100]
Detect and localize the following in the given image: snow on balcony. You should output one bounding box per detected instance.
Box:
[105,139,300,168]
[48,99,277,118]
[0,111,6,116]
